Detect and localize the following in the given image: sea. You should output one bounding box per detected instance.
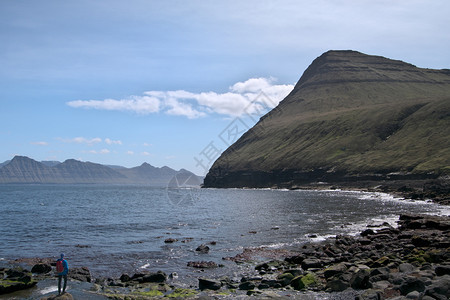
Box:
[1,184,449,297]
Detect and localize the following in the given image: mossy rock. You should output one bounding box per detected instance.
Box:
[290,272,319,290]
[137,289,164,297]
[277,272,294,286]
[165,288,197,298]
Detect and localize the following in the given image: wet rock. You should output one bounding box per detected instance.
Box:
[350,269,371,289]
[164,238,178,243]
[406,290,421,299]
[290,272,319,291]
[119,273,131,282]
[31,263,52,274]
[195,244,210,254]
[41,292,74,300]
[411,235,431,247]
[399,263,415,273]
[276,272,293,286]
[324,262,348,279]
[435,265,450,276]
[68,267,91,282]
[239,281,256,290]
[424,275,450,299]
[142,271,167,283]
[282,269,303,277]
[301,258,322,270]
[198,278,221,290]
[0,268,37,295]
[284,254,305,264]
[260,279,281,289]
[187,261,218,268]
[399,277,426,295]
[356,289,383,300]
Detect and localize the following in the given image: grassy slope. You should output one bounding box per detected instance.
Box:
[208,51,450,179]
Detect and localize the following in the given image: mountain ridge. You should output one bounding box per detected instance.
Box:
[203,50,450,202]
[0,155,202,186]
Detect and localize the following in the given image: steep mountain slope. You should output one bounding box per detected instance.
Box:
[203,51,450,193]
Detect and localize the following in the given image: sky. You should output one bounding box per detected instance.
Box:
[1,0,449,176]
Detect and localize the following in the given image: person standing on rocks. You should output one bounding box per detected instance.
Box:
[56,253,69,294]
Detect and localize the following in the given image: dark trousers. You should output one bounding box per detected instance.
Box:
[58,274,67,294]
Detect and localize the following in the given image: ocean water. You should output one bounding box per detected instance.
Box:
[1,184,448,287]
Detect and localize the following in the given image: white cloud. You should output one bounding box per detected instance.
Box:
[61,137,102,145]
[141,151,151,156]
[127,151,134,155]
[31,141,48,146]
[67,96,160,114]
[86,149,110,154]
[105,138,122,145]
[67,77,294,118]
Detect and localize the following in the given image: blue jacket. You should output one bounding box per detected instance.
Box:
[57,259,69,276]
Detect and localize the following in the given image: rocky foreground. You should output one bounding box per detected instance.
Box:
[1,214,449,299]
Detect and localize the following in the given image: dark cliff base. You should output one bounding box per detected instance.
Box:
[203,170,450,205]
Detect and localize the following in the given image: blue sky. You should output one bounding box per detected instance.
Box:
[1,0,449,175]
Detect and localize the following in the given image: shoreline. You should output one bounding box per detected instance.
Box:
[2,213,449,299]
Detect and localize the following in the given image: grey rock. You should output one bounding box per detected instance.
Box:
[399,277,426,295]
[351,269,371,290]
[324,262,348,279]
[405,290,420,299]
[435,265,450,276]
[196,244,210,254]
[399,263,415,273]
[301,258,322,270]
[31,263,52,274]
[199,278,222,290]
[239,281,256,290]
[424,275,450,299]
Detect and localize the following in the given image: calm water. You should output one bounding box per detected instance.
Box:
[1,184,448,285]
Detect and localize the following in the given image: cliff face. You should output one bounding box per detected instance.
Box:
[203,50,450,189]
[0,156,201,186]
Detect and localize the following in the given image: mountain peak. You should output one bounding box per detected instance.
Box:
[294,50,417,90]
[204,51,450,189]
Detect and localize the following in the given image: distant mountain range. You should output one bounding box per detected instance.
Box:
[0,156,203,186]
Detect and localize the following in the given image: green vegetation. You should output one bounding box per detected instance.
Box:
[205,51,450,187]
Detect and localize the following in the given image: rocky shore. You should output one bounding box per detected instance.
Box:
[1,214,449,299]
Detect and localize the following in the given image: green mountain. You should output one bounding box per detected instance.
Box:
[203,50,450,198]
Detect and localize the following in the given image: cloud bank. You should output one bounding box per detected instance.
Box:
[67,78,294,119]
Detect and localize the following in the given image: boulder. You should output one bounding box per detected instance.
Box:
[198,278,221,290]
[195,244,210,254]
[31,263,52,274]
[41,292,74,300]
[282,269,303,277]
[301,258,322,270]
[361,229,375,236]
[276,273,294,286]
[0,268,37,295]
[326,278,349,292]
[399,263,415,273]
[399,277,426,295]
[435,265,450,276]
[119,273,131,282]
[324,262,348,279]
[350,269,371,290]
[142,271,167,283]
[424,275,450,299]
[68,267,91,282]
[290,273,318,291]
[187,261,218,268]
[164,238,178,243]
[239,281,256,290]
